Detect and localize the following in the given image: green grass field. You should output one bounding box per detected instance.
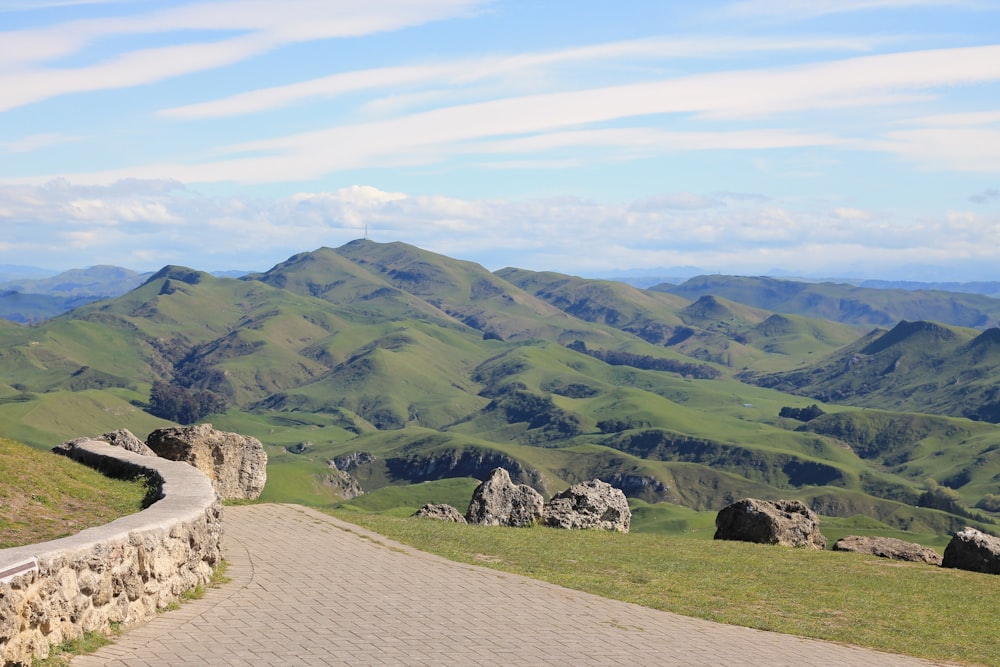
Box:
[335,511,997,666]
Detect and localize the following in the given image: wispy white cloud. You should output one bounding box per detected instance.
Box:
[0,0,142,7]
[0,0,487,111]
[24,44,1000,185]
[2,1,997,282]
[899,111,1000,127]
[0,0,141,10]
[2,180,998,281]
[877,126,1000,172]
[1,132,80,153]
[716,0,992,21]
[883,111,1000,171]
[159,35,881,120]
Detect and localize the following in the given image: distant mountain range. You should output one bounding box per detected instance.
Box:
[654,275,1000,330]
[0,265,251,323]
[4,261,1000,331]
[4,240,1000,541]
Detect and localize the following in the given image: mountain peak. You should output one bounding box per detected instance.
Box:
[144,265,208,286]
[860,320,962,356]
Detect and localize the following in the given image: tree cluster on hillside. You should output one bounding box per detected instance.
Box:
[779,404,825,422]
[567,341,721,379]
[976,493,1000,513]
[148,380,227,425]
[963,401,1000,424]
[597,417,652,434]
[486,388,584,442]
[798,412,935,464]
[919,479,994,524]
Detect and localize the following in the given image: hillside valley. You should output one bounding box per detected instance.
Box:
[2,240,1000,541]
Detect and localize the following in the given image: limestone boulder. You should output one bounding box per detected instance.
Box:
[413,504,467,523]
[465,467,543,527]
[943,527,1000,574]
[541,479,631,532]
[833,536,942,565]
[714,498,826,550]
[97,429,157,456]
[146,424,267,500]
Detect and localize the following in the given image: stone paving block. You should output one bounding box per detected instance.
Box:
[72,503,947,667]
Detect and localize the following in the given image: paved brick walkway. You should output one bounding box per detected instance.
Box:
[75,504,944,666]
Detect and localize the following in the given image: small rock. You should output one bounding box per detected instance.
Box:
[97,429,157,456]
[714,498,826,550]
[465,468,543,527]
[832,536,942,565]
[413,504,467,523]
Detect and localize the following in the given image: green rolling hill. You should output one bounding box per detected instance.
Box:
[1,240,999,540]
[743,320,1000,422]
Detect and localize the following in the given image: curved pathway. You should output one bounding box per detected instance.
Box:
[75,504,944,666]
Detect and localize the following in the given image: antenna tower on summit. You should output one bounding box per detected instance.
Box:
[364,223,369,240]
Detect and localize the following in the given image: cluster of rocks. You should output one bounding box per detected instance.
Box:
[58,425,267,501]
[414,467,631,532]
[713,497,1000,575]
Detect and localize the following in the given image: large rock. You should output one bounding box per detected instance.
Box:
[146,424,267,500]
[942,527,1000,574]
[714,498,827,550]
[413,503,467,523]
[465,467,543,527]
[833,535,942,565]
[541,479,631,532]
[97,428,157,456]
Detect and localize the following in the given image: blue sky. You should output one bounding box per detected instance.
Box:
[1,0,999,280]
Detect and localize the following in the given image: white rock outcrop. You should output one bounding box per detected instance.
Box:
[541,479,631,532]
[147,423,267,500]
[465,468,543,527]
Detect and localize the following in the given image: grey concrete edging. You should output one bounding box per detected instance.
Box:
[0,440,223,667]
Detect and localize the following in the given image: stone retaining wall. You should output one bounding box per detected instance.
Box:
[0,440,223,666]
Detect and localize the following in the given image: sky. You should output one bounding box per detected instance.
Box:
[1,0,999,281]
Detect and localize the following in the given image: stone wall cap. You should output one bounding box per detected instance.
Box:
[0,439,218,570]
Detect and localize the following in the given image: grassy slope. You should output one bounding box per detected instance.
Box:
[0,390,172,446]
[501,267,862,372]
[337,512,998,666]
[0,438,149,547]
[1,241,997,541]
